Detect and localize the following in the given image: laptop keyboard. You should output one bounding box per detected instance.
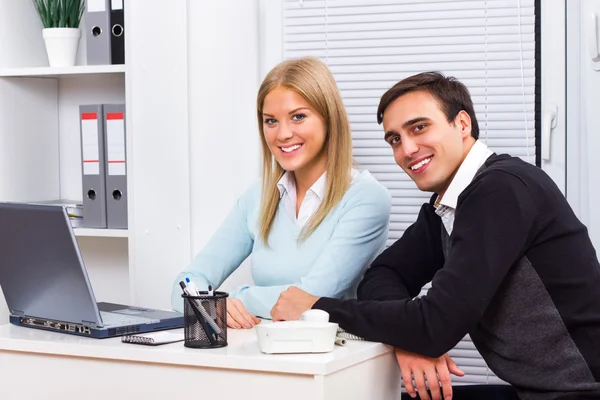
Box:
[100,311,158,327]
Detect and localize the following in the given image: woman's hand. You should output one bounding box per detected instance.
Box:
[271,286,319,321]
[226,298,261,329]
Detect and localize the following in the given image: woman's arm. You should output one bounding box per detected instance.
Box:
[170,184,258,312]
[231,182,392,318]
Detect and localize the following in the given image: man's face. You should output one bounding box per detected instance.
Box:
[382,90,473,196]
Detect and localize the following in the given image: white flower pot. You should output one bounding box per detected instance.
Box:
[42,28,81,67]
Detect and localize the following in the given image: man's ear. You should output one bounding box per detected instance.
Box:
[456,110,472,139]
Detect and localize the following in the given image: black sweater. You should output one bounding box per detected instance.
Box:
[314,154,600,399]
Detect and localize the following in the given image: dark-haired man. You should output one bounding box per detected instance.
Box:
[271,72,600,400]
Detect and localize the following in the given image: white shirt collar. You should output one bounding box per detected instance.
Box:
[277,171,327,200]
[437,140,494,209]
[277,171,294,198]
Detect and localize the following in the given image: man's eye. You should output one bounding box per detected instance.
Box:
[414,124,426,132]
[390,136,401,145]
[291,113,306,122]
[264,118,277,125]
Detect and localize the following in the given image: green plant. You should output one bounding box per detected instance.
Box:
[32,0,85,29]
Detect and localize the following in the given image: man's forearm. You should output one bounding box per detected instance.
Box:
[313,295,467,358]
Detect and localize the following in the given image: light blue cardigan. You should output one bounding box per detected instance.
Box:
[171,170,391,318]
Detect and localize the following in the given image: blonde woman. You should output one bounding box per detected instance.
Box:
[171,57,390,329]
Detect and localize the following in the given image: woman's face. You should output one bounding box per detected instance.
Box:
[262,88,327,179]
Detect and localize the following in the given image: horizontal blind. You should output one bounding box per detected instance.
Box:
[283,0,536,386]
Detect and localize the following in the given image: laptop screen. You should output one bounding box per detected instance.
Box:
[0,202,103,327]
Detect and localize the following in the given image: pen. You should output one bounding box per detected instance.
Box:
[206,285,217,317]
[185,277,201,296]
[185,277,218,319]
[180,280,222,334]
[179,281,220,344]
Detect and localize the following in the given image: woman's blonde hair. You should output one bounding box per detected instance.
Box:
[256,57,353,244]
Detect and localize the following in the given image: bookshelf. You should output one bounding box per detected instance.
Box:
[0,64,125,78]
[0,0,130,319]
[74,228,128,238]
[0,0,261,324]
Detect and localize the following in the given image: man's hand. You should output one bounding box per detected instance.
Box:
[226,298,261,329]
[395,348,464,400]
[270,286,319,321]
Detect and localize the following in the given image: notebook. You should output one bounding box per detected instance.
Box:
[337,327,364,341]
[122,331,185,346]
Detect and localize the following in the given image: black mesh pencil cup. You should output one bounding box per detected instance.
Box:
[182,291,228,349]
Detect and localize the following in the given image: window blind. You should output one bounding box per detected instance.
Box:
[282,0,536,386]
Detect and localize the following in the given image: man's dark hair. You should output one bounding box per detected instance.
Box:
[376,71,479,139]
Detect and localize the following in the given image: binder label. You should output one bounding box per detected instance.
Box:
[106,113,126,176]
[111,0,124,10]
[81,113,100,175]
[88,0,107,12]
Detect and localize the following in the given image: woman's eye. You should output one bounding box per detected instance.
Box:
[291,113,306,122]
[264,118,277,125]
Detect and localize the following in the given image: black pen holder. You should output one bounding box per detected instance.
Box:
[182,291,228,349]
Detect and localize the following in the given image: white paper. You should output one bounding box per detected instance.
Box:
[81,119,100,175]
[87,0,106,13]
[145,331,184,343]
[106,119,126,176]
[111,0,123,10]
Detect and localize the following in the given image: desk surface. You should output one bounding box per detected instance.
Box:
[0,324,392,375]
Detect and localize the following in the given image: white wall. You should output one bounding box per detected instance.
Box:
[78,237,130,305]
[567,0,600,250]
[258,0,284,78]
[128,1,261,309]
[541,0,566,193]
[0,0,46,68]
[126,0,191,309]
[567,1,588,221]
[188,0,261,293]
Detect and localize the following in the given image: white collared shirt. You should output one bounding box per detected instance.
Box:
[435,140,494,235]
[277,169,359,228]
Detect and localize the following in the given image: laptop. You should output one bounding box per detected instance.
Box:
[0,202,184,338]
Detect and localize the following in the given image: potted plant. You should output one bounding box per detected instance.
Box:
[32,0,85,67]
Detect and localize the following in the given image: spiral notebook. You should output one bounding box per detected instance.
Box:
[121,330,185,346]
[337,327,364,341]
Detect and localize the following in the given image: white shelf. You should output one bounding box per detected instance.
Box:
[0,64,125,78]
[73,228,128,238]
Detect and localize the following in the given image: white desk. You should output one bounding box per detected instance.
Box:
[0,324,401,400]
